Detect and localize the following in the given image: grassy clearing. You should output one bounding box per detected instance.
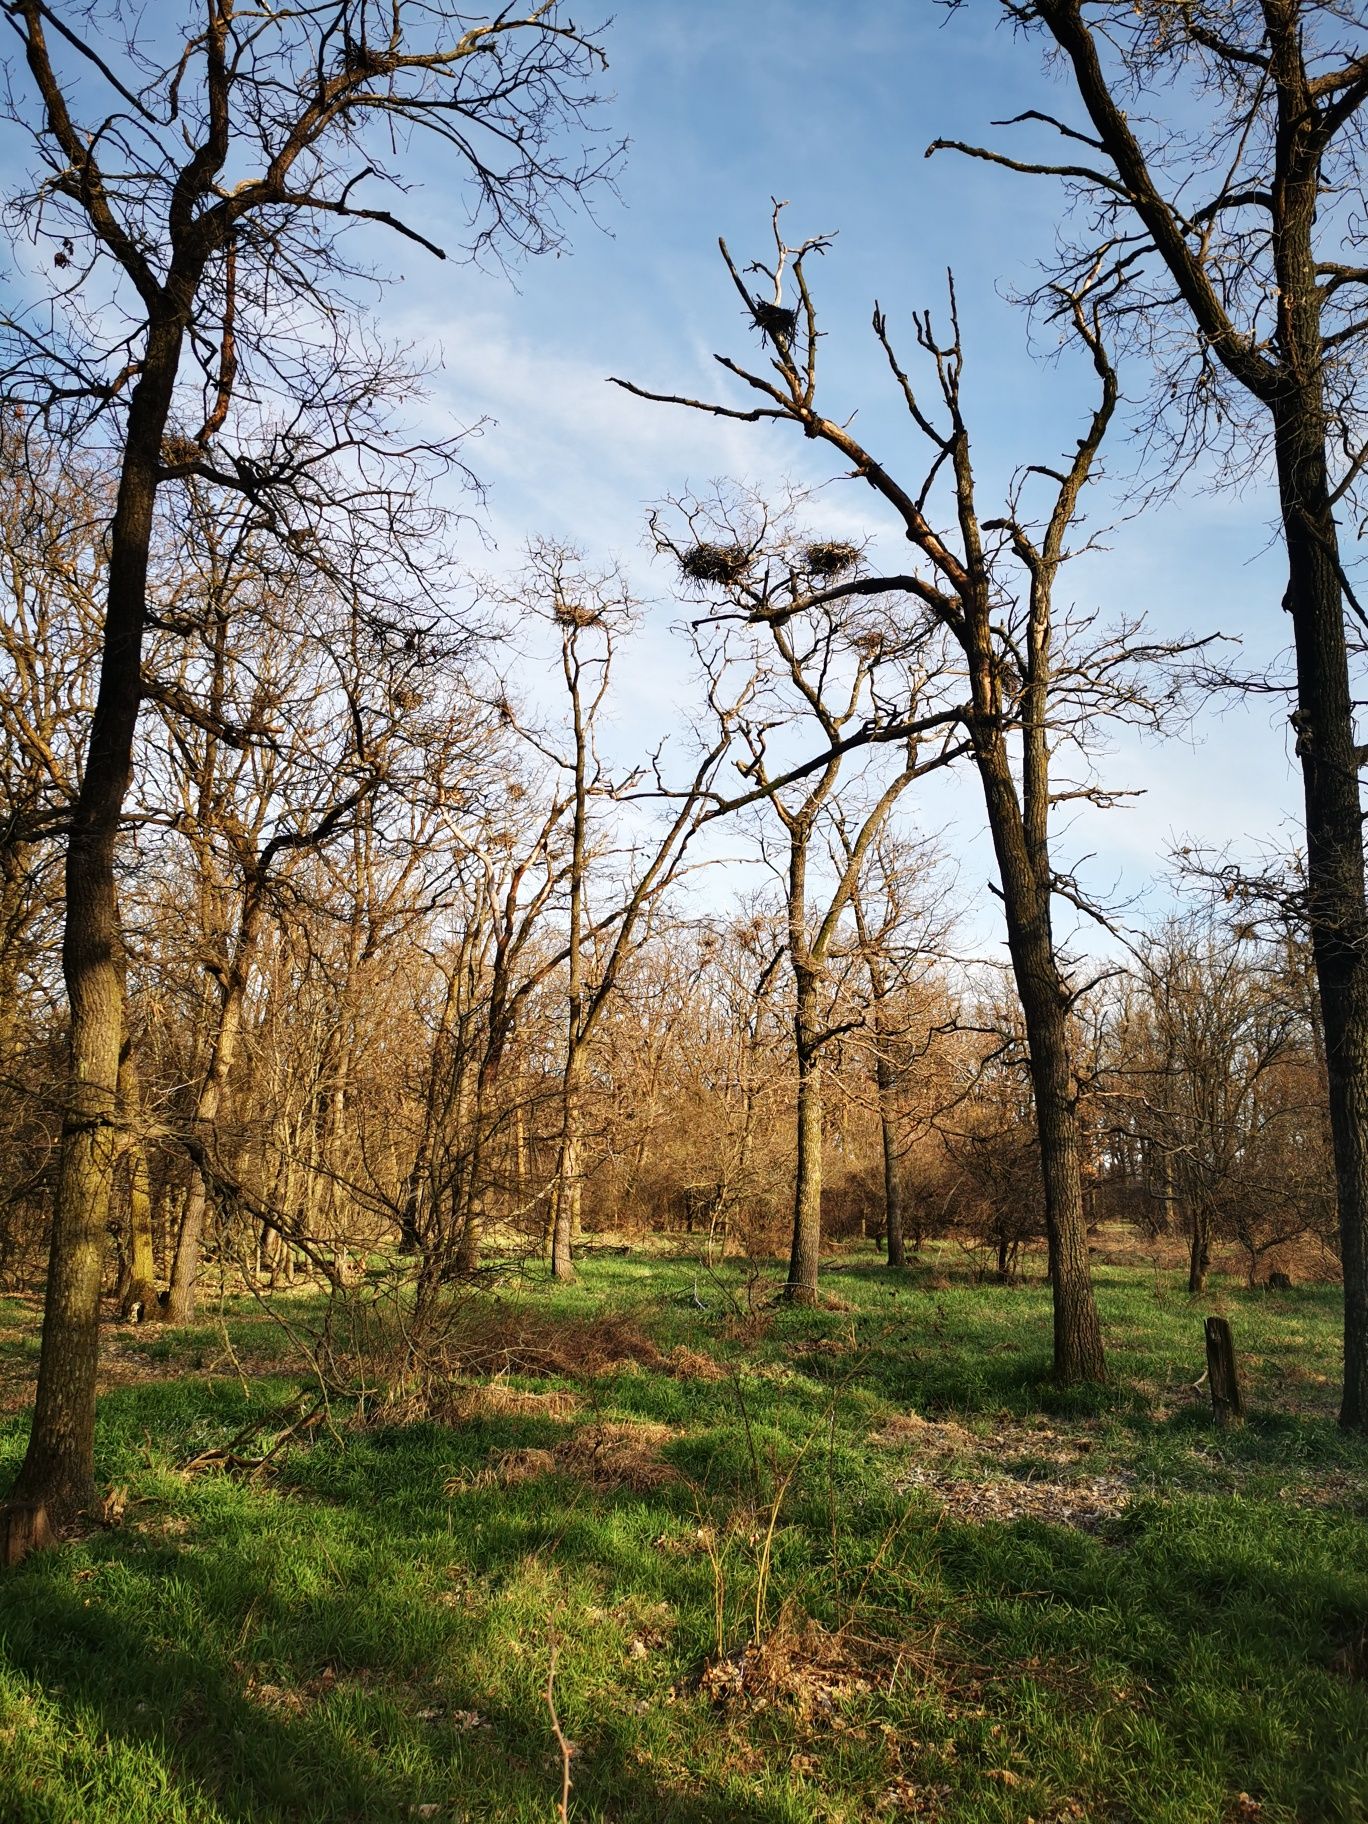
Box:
[0,1252,1365,1823]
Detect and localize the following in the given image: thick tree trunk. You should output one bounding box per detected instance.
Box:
[785,971,823,1305]
[975,735,1106,1384]
[1274,399,1368,1431]
[1026,988,1105,1381]
[10,327,183,1517]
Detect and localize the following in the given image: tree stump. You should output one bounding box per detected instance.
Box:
[1,1501,53,1568]
[1205,1316,1245,1428]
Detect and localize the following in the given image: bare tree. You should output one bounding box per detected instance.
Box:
[936,0,1368,1420]
[614,212,1206,1379]
[0,0,616,1522]
[658,497,965,1302]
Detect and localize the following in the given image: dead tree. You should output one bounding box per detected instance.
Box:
[614,211,1209,1379]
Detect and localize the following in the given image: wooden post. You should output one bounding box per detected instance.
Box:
[1205,1316,1245,1428]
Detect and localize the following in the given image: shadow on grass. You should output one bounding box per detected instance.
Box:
[0,1469,798,1824]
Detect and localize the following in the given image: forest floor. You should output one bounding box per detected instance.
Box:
[0,1248,1365,1824]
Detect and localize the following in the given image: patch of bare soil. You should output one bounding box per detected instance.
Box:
[454,1419,680,1494]
[873,1411,1134,1532]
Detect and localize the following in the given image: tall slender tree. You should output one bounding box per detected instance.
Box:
[0,0,616,1527]
[616,214,1204,1379]
[938,0,1368,1423]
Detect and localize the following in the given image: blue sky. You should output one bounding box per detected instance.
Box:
[0,2,1309,947]
[373,2,1301,940]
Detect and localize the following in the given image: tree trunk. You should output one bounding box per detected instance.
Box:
[164,902,257,1326]
[116,1053,158,1323]
[785,970,823,1305]
[975,734,1106,1384]
[1274,395,1368,1430]
[549,1122,580,1282]
[1187,1205,1211,1297]
[876,1048,906,1269]
[1027,995,1104,1381]
[1204,1315,1244,1428]
[10,327,183,1517]
[163,1180,207,1326]
[549,1053,583,1282]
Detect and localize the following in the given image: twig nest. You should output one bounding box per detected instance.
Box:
[159,434,201,469]
[553,600,604,628]
[804,540,859,578]
[679,542,751,587]
[341,41,399,76]
[751,297,798,343]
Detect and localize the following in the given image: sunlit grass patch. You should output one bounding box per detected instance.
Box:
[0,1251,1365,1821]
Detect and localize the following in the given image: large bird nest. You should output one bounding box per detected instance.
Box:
[553,600,605,629]
[804,540,860,578]
[751,297,798,344]
[678,542,752,587]
[341,40,399,77]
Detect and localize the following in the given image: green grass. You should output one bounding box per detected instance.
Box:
[0,1252,1365,1823]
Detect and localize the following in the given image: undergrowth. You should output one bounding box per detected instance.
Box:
[0,1250,1364,1823]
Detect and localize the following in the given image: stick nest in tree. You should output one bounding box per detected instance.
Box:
[804,540,859,578]
[678,542,751,587]
[341,41,399,76]
[553,600,604,629]
[751,298,798,343]
[159,434,202,469]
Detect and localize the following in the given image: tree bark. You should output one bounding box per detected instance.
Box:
[1205,1315,1245,1429]
[11,326,183,1516]
[785,965,824,1305]
[116,1051,158,1323]
[1187,1203,1211,1297]
[549,1053,583,1283]
[975,730,1106,1383]
[876,1046,906,1269]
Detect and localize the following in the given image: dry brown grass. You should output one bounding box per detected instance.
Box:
[452,1419,680,1495]
[439,1380,581,1424]
[699,1616,872,1720]
[665,1345,727,1383]
[434,1305,666,1379]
